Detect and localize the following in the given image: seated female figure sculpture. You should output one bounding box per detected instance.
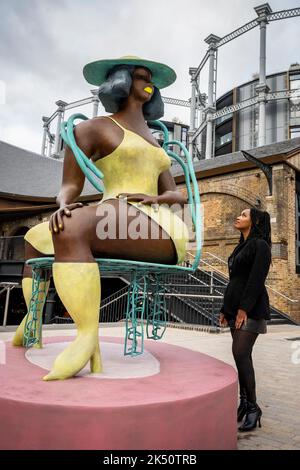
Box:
[12,55,189,380]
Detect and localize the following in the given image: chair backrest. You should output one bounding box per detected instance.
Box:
[61,114,202,271]
[149,120,201,270]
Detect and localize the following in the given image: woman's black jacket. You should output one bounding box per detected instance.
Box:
[220,237,272,320]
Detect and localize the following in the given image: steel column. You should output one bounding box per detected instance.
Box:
[189,68,197,159]
[3,287,11,327]
[205,42,218,159]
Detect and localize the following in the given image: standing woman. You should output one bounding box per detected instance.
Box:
[219,208,272,432]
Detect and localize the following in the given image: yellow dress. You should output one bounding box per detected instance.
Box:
[24,117,189,263]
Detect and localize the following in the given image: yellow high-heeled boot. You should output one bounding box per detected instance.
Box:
[43,262,102,381]
[12,277,50,348]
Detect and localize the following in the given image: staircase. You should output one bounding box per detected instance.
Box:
[95,254,297,327]
[197,252,297,326]
[89,265,224,328]
[0,261,23,283]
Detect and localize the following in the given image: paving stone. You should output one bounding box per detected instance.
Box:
[1,323,300,450]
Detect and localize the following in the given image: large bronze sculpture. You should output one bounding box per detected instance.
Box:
[12,56,189,380]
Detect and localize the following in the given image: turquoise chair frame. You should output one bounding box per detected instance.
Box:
[23,114,202,356]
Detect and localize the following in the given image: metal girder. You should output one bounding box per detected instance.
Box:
[241,150,273,196]
[194,81,207,107]
[268,89,300,101]
[214,8,300,50]
[291,103,300,112]
[212,96,259,120]
[65,97,94,111]
[191,119,207,143]
[217,19,258,48]
[212,89,300,121]
[189,5,300,149]
[190,89,300,139]
[194,50,210,78]
[162,96,190,107]
[268,8,300,22]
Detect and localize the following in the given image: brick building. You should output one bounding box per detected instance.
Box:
[1,136,300,324]
[174,136,300,323]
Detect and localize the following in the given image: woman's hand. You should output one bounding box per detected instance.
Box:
[116,190,187,207]
[117,193,159,206]
[49,202,84,233]
[235,309,248,329]
[219,313,228,327]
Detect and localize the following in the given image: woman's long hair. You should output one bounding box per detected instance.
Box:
[97,65,164,120]
[239,208,272,248]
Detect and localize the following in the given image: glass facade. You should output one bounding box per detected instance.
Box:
[290,72,300,124]
[291,126,300,138]
[216,131,232,148]
[215,113,233,126]
[215,70,300,156]
[181,127,188,149]
[290,73,300,89]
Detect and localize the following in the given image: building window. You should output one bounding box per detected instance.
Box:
[216,132,232,148]
[215,113,233,126]
[291,126,300,139]
[290,73,300,122]
[290,73,300,90]
[181,127,188,149]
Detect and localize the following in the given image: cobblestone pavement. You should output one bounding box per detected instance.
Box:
[1,323,300,450]
[159,323,300,450]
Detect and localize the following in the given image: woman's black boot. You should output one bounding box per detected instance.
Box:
[237,390,248,422]
[238,402,262,432]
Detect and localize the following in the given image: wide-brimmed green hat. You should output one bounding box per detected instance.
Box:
[83,55,176,89]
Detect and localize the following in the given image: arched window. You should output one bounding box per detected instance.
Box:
[4,227,29,261]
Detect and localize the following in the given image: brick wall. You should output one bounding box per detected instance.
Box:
[2,156,300,322]
[0,211,53,236]
[179,158,300,323]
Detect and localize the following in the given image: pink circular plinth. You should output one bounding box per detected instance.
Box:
[0,336,237,450]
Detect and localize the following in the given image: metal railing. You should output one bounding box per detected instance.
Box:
[0,282,19,326]
[189,250,299,322]
[198,250,299,303]
[50,263,226,328]
[41,94,191,158]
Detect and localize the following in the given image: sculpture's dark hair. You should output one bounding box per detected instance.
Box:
[97,65,164,120]
[239,208,272,261]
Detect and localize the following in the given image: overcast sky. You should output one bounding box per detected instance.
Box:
[0,0,299,154]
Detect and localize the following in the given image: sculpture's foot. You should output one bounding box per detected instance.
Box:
[12,316,27,347]
[43,334,99,381]
[12,315,43,348]
[90,342,102,373]
[44,262,101,381]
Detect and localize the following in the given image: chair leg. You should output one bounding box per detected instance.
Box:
[146,273,167,340]
[23,268,50,348]
[124,272,147,356]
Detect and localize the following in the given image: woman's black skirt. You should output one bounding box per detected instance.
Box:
[228,317,267,334]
